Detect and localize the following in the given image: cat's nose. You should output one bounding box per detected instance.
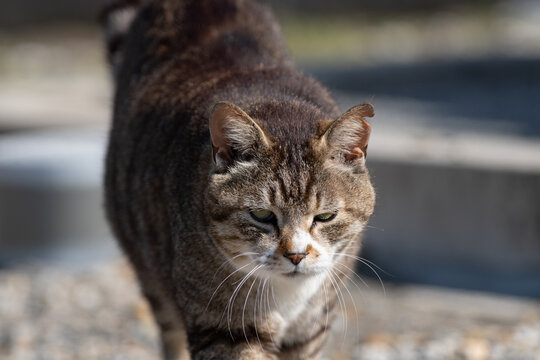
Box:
[284,252,306,265]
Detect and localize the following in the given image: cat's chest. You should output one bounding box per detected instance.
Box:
[268,274,325,325]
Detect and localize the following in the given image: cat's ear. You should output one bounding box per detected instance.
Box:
[209,102,271,170]
[319,103,374,166]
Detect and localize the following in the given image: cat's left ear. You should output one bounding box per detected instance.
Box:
[319,103,374,165]
[209,102,271,170]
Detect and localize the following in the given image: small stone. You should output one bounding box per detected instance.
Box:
[513,324,540,348]
[462,337,490,360]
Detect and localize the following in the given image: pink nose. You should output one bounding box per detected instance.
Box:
[284,252,306,265]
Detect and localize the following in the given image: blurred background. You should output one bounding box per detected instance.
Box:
[0,0,539,359]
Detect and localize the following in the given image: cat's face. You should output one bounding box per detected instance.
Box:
[206,102,375,280]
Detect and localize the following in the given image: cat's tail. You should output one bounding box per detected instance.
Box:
[99,0,144,76]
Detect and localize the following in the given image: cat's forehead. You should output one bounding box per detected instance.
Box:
[248,100,328,146]
[252,150,338,211]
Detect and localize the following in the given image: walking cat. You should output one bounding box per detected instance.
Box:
[101,0,376,358]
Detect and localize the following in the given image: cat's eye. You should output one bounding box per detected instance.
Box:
[250,209,275,223]
[314,212,336,222]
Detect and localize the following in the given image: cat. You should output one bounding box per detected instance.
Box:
[100,0,376,359]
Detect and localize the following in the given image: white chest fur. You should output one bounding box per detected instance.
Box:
[269,273,326,323]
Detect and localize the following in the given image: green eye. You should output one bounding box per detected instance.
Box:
[314,213,336,222]
[250,209,275,223]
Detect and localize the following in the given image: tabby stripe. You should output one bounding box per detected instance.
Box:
[189,326,270,354]
[303,173,315,205]
[268,185,276,204]
[281,325,327,358]
[277,176,288,200]
[280,324,327,353]
[324,299,337,315]
[306,336,329,359]
[188,327,226,354]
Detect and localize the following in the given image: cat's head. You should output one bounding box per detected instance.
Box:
[205,101,375,281]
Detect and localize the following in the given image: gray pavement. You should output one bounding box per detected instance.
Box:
[0,259,539,360]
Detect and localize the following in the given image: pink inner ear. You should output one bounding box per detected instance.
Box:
[210,126,228,156]
[347,117,371,160]
[324,103,374,163]
[209,104,235,164]
[345,147,365,161]
[209,102,272,167]
[209,105,230,149]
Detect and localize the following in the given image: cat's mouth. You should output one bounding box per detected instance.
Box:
[283,269,307,278]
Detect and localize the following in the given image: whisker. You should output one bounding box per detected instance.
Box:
[252,273,264,350]
[334,253,392,277]
[263,278,277,347]
[212,252,258,282]
[242,265,263,349]
[358,257,391,277]
[322,280,329,333]
[330,253,387,295]
[365,224,385,232]
[334,261,370,291]
[331,269,350,346]
[224,272,250,339]
[333,266,361,339]
[226,264,261,339]
[270,278,278,309]
[205,260,255,312]
[326,269,347,345]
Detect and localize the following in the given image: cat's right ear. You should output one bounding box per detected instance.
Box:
[318,103,374,169]
[209,102,271,170]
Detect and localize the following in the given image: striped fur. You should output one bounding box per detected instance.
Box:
[102,0,375,359]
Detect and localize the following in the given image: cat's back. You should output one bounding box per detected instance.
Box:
[114,0,290,110]
[107,0,338,174]
[104,0,340,208]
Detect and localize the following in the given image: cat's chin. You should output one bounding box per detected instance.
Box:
[280,268,324,279]
[282,270,306,278]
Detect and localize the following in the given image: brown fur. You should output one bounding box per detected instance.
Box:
[102,0,376,359]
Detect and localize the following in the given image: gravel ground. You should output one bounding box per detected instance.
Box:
[1,259,539,360]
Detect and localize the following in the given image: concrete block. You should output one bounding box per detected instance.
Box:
[0,128,113,265]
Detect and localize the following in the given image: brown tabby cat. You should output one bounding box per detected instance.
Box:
[101,0,376,359]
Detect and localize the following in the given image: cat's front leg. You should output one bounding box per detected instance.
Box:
[188,336,277,360]
[279,341,326,360]
[278,330,329,360]
[143,291,191,360]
